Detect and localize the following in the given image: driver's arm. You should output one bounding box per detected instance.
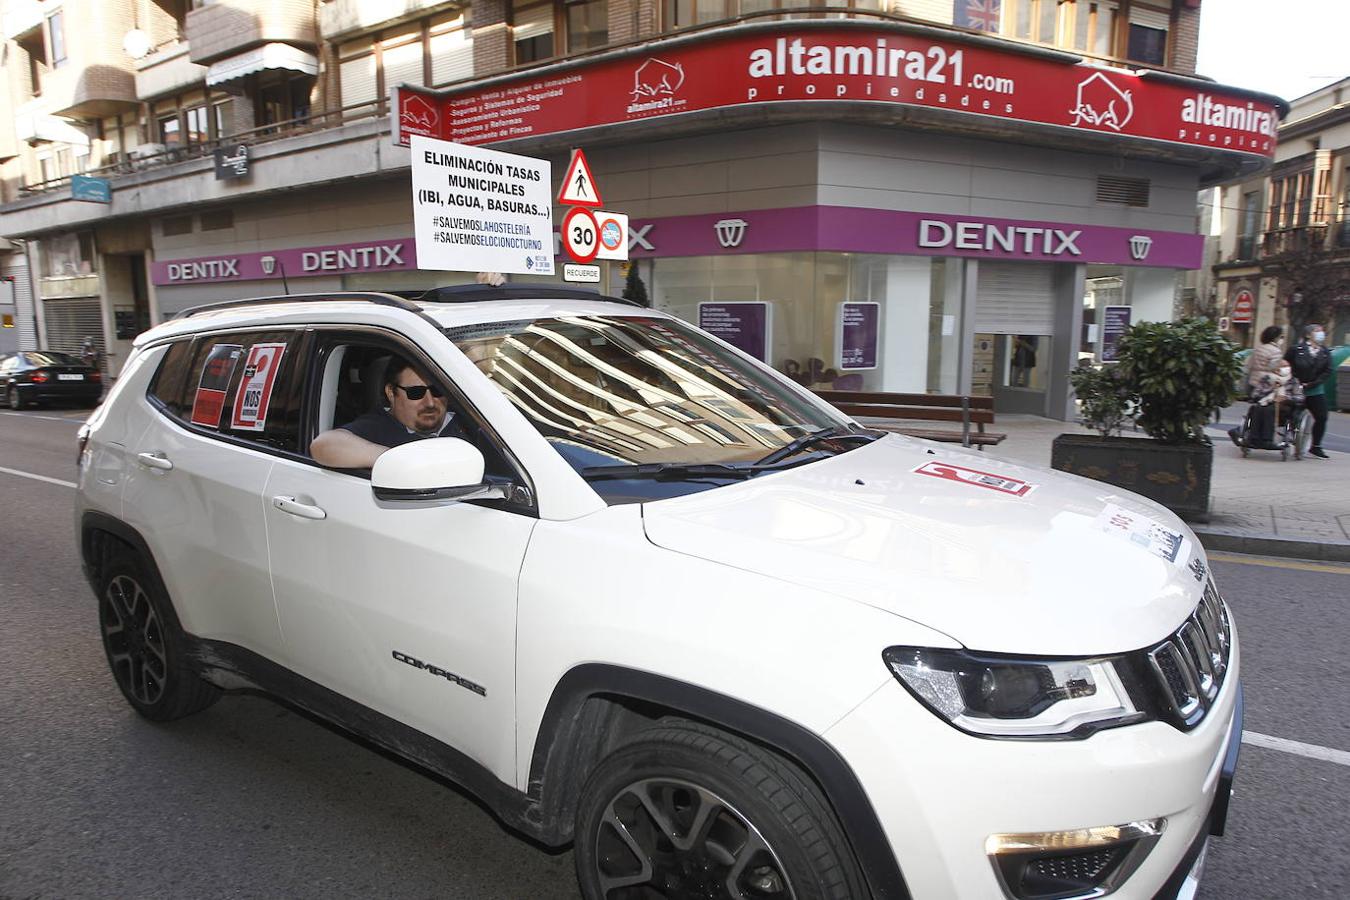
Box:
[310,428,388,469]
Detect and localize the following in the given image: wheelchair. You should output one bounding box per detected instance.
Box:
[1230,398,1313,460]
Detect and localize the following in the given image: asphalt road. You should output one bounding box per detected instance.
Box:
[1,406,1347,899]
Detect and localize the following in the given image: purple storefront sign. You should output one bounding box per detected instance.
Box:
[839,302,880,370]
[152,238,419,286]
[698,302,770,362]
[1101,305,1132,362]
[628,206,1202,269]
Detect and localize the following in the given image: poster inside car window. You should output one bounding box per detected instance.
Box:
[230,343,287,432]
[189,344,243,427]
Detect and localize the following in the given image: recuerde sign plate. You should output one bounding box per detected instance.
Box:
[563,263,601,283]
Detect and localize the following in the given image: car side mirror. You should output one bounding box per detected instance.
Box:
[370,438,505,503]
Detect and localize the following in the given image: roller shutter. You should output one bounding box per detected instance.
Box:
[2,258,37,350]
[974,262,1055,334]
[42,297,105,370]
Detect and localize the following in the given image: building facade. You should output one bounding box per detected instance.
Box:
[0,0,1282,417]
[1210,77,1349,349]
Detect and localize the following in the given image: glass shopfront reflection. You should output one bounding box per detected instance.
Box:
[646,252,959,396]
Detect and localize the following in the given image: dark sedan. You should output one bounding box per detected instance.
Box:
[0,351,103,409]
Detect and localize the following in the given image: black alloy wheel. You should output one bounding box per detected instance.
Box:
[575,723,865,900]
[102,573,168,707]
[97,554,219,721]
[594,777,796,899]
[6,384,21,409]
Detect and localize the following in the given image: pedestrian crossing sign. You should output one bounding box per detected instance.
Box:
[558,148,602,207]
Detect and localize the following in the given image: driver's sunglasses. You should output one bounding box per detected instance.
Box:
[392,383,446,400]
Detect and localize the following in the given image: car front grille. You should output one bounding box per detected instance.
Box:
[1145,581,1232,728]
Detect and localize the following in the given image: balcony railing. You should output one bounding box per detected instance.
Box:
[15,99,384,198]
[1259,220,1350,258]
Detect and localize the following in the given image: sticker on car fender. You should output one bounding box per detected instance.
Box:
[912,461,1036,497]
[1094,502,1191,565]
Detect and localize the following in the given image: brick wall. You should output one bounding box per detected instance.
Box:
[472,0,511,77]
[1170,1,1200,75]
[187,0,318,66]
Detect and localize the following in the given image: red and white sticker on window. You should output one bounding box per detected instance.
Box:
[912,461,1036,497]
[189,343,243,428]
[230,343,286,432]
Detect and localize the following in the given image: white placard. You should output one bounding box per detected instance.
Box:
[412,135,553,275]
[563,263,601,283]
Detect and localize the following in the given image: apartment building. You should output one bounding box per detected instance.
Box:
[1210,77,1349,348]
[0,0,1283,416]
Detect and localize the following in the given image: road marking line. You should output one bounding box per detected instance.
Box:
[1242,731,1350,767]
[0,411,86,423]
[1208,552,1350,576]
[0,464,76,489]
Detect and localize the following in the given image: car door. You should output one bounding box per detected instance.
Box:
[262,331,535,784]
[122,329,304,663]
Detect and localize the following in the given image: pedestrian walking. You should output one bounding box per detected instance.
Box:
[1285,323,1332,459]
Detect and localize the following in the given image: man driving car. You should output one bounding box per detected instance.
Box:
[311,357,465,469]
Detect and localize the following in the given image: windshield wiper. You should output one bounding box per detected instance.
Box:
[580,462,759,482]
[753,425,880,467]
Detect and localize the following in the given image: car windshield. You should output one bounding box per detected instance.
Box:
[24,351,84,367]
[447,315,865,501]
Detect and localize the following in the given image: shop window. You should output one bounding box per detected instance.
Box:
[48,10,66,66]
[513,2,557,63]
[40,232,98,277]
[566,0,609,54]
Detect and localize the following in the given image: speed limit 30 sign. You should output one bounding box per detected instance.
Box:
[562,207,600,264]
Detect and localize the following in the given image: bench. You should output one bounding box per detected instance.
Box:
[812,390,1007,450]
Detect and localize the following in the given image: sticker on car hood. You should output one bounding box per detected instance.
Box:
[912,461,1036,497]
[1095,502,1191,565]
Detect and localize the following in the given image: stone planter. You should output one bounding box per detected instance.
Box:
[1050,434,1213,522]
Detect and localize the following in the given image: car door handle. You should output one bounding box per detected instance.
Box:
[272,496,327,521]
[136,452,174,471]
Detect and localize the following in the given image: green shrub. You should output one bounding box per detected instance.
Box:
[1115,318,1242,445]
[1068,363,1136,438]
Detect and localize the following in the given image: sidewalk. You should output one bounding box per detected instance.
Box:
[985,410,1350,562]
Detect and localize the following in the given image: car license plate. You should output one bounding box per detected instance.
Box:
[58,374,84,381]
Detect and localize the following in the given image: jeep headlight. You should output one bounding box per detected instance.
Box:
[884,647,1146,739]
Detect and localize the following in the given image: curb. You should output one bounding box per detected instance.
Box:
[1192,529,1350,563]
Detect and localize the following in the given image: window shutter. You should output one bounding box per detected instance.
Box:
[514,5,554,42]
[340,55,378,110]
[974,262,1056,334]
[382,26,425,89]
[431,16,473,86]
[1130,6,1170,30]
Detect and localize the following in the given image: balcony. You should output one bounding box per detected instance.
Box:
[186,0,317,66]
[1,0,42,41]
[135,42,208,100]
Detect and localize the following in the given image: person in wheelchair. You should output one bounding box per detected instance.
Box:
[1232,363,1302,451]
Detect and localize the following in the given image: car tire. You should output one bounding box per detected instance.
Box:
[574,721,866,900]
[7,385,23,409]
[98,553,220,721]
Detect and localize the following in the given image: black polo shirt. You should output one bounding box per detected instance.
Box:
[339,407,465,447]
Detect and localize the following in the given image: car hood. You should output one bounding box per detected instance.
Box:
[640,436,1208,656]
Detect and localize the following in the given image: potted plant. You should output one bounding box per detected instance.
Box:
[1051,318,1241,521]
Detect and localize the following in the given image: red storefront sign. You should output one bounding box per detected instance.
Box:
[1231,289,1255,323]
[395,24,1280,158]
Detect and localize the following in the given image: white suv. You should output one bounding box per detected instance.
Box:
[76,285,1240,900]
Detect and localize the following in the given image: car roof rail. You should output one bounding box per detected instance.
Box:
[417,283,643,307]
[173,292,420,320]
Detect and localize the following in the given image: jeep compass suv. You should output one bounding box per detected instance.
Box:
[76,285,1239,899]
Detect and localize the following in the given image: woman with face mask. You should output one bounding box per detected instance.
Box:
[1285,324,1333,458]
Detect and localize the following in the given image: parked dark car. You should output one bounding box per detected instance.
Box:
[0,351,103,409]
